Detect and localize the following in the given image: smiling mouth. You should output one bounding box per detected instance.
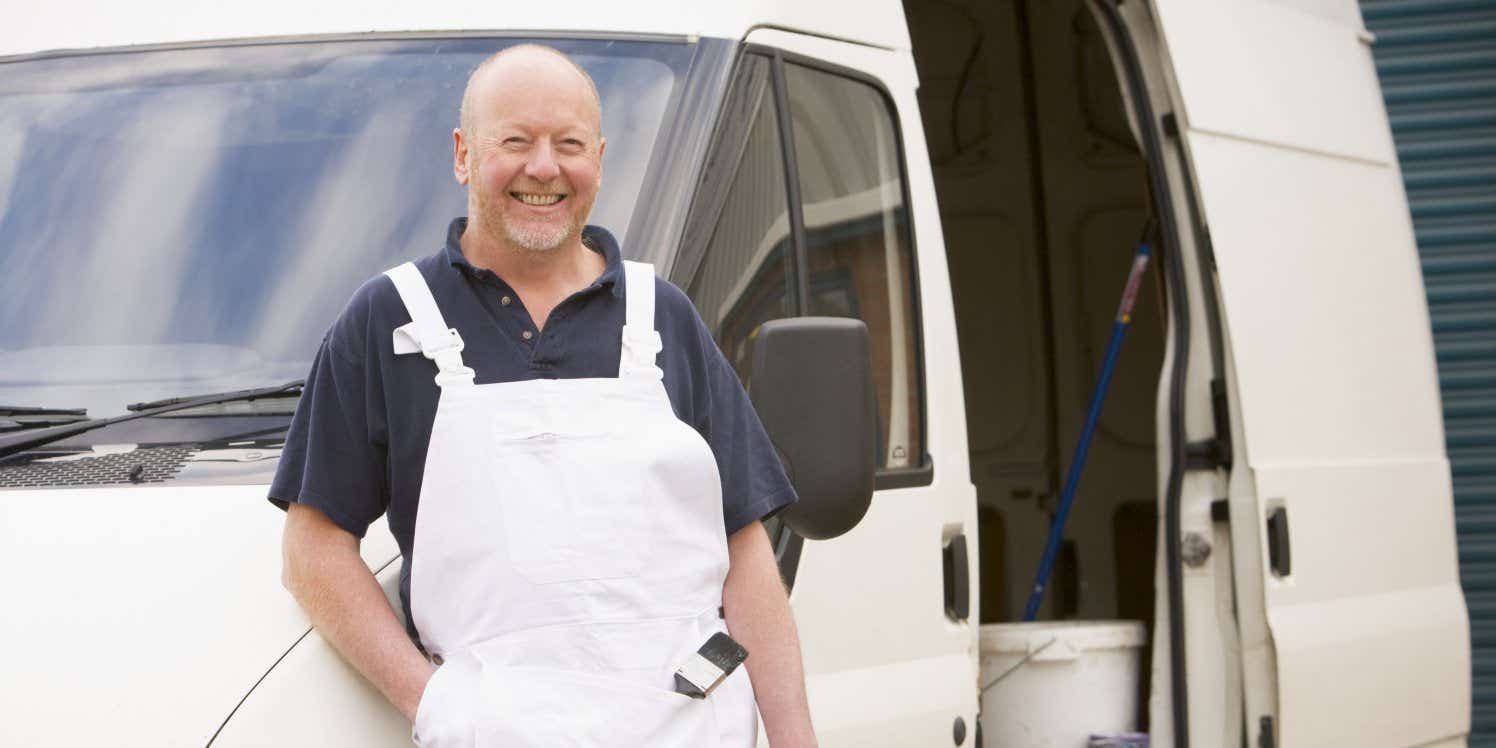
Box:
[511,192,565,206]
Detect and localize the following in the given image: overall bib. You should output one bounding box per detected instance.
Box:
[385,260,759,747]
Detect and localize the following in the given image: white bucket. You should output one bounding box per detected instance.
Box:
[978,620,1146,747]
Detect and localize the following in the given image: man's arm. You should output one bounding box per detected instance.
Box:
[723,520,817,748]
[281,502,435,721]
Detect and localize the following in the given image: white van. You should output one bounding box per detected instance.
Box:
[0,0,1469,746]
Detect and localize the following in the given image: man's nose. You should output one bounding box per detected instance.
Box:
[524,140,561,182]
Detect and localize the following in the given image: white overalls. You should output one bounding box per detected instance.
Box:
[384,259,759,747]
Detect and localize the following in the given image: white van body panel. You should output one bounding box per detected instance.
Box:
[1149,0,1470,745]
[0,0,910,58]
[0,484,398,746]
[212,561,414,748]
[1155,0,1395,165]
[741,27,981,747]
[0,0,1472,745]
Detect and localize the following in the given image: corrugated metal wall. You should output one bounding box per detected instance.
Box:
[1361,0,1496,742]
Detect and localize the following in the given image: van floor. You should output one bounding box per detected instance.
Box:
[904,0,1165,673]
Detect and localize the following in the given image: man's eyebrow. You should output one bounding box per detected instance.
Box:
[480,121,599,140]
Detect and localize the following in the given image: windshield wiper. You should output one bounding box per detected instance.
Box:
[127,388,300,412]
[0,381,303,460]
[0,405,89,433]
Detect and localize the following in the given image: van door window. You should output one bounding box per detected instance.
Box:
[783,63,924,471]
[685,55,795,378]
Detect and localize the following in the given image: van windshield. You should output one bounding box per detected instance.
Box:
[0,38,694,419]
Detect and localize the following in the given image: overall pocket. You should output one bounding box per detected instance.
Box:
[476,666,717,748]
[490,428,648,585]
[411,651,480,748]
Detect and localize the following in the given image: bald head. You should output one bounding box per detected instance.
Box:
[458,44,602,138]
[451,43,607,258]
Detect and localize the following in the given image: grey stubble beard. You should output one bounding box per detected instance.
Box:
[503,212,576,254]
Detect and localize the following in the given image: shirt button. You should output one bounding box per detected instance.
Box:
[500,296,512,306]
[522,330,534,341]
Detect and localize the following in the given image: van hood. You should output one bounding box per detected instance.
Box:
[0,483,398,747]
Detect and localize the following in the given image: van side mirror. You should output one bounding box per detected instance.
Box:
[747,317,876,540]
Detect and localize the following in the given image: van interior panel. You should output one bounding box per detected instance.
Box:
[905,0,1165,726]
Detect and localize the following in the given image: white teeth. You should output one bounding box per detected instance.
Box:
[514,193,563,206]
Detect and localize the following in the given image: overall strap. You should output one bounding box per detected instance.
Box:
[620,260,663,378]
[384,263,475,386]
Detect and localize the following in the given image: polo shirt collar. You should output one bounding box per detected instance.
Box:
[442,217,624,296]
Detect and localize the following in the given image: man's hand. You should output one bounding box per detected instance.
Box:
[281,503,436,721]
[723,520,818,748]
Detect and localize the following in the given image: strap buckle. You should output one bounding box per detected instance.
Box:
[621,325,662,356]
[620,325,663,377]
[422,328,475,386]
[419,327,465,357]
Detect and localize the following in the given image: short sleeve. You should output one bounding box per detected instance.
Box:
[703,340,799,536]
[268,336,387,538]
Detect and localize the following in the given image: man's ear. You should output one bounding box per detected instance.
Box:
[596,136,606,186]
[453,128,470,185]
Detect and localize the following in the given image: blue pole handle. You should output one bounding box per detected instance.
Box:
[1022,243,1152,622]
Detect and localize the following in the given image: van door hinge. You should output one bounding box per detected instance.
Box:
[1161,112,1179,138]
[1258,716,1276,748]
[1185,378,1234,470]
[1184,439,1225,470]
[1210,498,1229,523]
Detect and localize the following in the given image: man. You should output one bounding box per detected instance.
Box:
[272,44,818,747]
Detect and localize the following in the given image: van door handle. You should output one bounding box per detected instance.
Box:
[1266,507,1291,577]
[943,534,970,620]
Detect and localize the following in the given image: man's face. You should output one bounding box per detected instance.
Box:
[454,53,605,253]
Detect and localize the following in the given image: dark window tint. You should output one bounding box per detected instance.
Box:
[784,63,922,470]
[686,56,794,379]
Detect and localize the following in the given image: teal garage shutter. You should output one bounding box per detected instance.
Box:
[1361,0,1496,741]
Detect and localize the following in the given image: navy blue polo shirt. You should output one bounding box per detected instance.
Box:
[269,218,797,643]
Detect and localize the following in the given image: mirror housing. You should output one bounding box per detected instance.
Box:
[747,317,876,540]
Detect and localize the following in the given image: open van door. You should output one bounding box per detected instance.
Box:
[1131,0,1471,745]
[679,27,980,747]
